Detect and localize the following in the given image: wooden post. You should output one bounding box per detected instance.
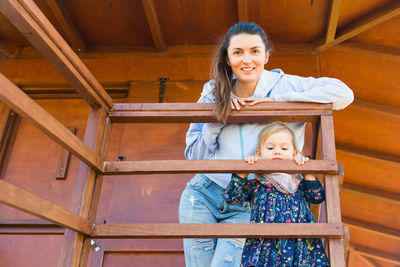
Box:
[58,107,110,267]
[321,114,345,266]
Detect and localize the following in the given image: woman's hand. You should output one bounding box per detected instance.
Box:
[241,97,274,106]
[230,97,274,110]
[230,97,246,110]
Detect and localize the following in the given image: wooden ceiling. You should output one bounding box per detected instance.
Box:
[0,0,399,266]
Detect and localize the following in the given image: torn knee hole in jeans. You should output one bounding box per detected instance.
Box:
[192,238,214,251]
[228,238,245,249]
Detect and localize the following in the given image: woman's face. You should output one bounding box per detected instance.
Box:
[258,130,295,160]
[227,33,269,87]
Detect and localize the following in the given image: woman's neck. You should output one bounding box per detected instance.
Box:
[233,80,257,98]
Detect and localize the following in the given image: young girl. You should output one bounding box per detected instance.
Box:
[225,123,328,267]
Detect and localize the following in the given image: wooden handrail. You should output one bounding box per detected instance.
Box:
[92,223,344,239]
[102,159,338,175]
[110,102,333,123]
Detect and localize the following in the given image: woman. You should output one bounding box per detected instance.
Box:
[178,22,353,267]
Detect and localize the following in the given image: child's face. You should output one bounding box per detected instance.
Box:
[258,130,295,160]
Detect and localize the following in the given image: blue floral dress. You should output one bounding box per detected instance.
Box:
[224,174,329,267]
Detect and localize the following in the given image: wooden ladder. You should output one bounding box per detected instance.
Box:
[0,0,346,265]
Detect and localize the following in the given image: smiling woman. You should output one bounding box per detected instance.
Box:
[179,22,354,267]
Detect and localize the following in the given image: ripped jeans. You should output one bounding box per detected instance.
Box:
[179,174,251,267]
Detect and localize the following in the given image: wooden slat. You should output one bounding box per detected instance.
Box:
[350,244,400,265]
[321,114,345,266]
[44,0,85,52]
[325,0,342,43]
[140,0,166,52]
[342,216,400,241]
[0,179,91,234]
[58,107,109,267]
[0,0,112,109]
[237,0,248,22]
[110,102,333,123]
[0,72,103,172]
[313,1,400,53]
[103,159,338,175]
[92,223,344,238]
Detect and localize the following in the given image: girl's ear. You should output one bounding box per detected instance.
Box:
[256,150,261,157]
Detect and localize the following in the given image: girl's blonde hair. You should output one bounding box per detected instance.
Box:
[256,123,297,152]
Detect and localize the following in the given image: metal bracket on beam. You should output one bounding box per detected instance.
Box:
[157,78,169,103]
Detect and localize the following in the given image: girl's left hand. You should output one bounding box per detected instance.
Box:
[294,154,309,165]
[241,97,274,106]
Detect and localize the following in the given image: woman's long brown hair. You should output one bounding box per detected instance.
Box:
[212,22,271,123]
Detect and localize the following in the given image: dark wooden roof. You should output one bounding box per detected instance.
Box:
[0,0,399,266]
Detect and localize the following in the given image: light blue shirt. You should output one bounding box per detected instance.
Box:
[185,69,354,188]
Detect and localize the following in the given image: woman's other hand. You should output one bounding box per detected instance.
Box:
[230,97,246,110]
[242,97,274,106]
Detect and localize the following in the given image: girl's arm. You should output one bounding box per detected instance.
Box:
[185,81,225,160]
[301,175,325,205]
[224,174,258,204]
[273,74,354,110]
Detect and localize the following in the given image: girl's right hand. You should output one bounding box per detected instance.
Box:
[245,156,259,164]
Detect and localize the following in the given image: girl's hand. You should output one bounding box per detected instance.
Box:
[294,154,309,165]
[245,156,259,164]
[231,97,246,110]
[241,97,274,106]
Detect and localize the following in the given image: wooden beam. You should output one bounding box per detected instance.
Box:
[342,216,400,241]
[110,102,333,123]
[350,244,400,265]
[320,115,346,266]
[92,223,344,238]
[335,41,400,63]
[313,0,400,53]
[44,0,85,52]
[0,0,112,109]
[325,0,342,43]
[0,179,91,234]
[140,0,166,52]
[237,0,248,22]
[58,107,109,267]
[0,106,17,173]
[0,72,103,172]
[103,159,338,175]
